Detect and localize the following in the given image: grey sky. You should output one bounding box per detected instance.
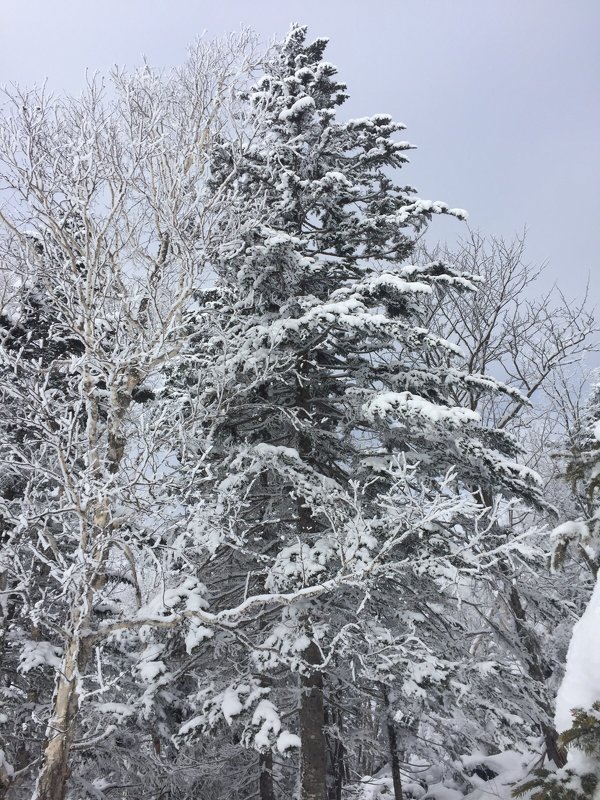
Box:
[2,0,598,307]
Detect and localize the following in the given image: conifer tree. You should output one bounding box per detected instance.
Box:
[177,25,544,800]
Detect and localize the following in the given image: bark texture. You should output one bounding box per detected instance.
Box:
[387,721,404,800]
[299,640,327,800]
[325,705,347,800]
[383,688,403,800]
[33,635,82,800]
[259,750,274,800]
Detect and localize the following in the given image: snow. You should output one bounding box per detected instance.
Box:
[460,749,540,800]
[18,640,62,672]
[555,573,600,772]
[276,731,301,754]
[96,702,135,719]
[349,749,541,800]
[266,538,335,591]
[279,95,316,121]
[135,576,209,622]
[136,643,167,683]
[351,770,427,800]
[552,520,590,546]
[551,520,594,562]
[178,715,203,738]
[363,391,480,427]
[331,272,432,301]
[221,687,244,724]
[251,699,281,749]
[185,622,214,654]
[264,232,302,247]
[137,660,166,683]
[253,443,300,461]
[402,656,452,698]
[322,170,351,185]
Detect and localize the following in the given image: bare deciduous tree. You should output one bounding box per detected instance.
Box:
[418,230,598,767]
[0,31,261,800]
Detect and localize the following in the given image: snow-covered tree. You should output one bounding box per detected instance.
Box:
[514,381,600,800]
[413,231,599,771]
[0,32,262,800]
[173,25,546,800]
[0,21,591,800]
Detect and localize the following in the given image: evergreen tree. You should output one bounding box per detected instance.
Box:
[175,25,544,800]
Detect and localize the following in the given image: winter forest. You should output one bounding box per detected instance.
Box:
[0,22,599,800]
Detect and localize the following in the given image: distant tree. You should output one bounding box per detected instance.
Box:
[516,380,600,800]
[414,231,599,768]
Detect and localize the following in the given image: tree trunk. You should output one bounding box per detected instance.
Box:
[382,688,403,800]
[0,571,11,799]
[325,704,347,800]
[386,721,404,800]
[32,379,133,799]
[295,360,328,800]
[0,765,10,800]
[299,640,327,800]
[33,515,105,799]
[33,634,83,800]
[259,750,274,800]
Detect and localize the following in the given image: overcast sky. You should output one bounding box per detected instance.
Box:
[2,0,598,310]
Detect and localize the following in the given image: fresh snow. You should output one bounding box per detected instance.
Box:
[221,687,244,724]
[363,391,480,426]
[276,731,301,754]
[555,574,600,773]
[278,95,316,120]
[18,640,63,672]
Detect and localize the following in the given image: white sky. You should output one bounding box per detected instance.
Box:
[1,0,598,312]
